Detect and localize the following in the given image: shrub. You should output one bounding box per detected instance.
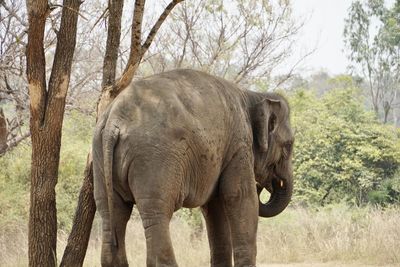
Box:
[290,87,400,206]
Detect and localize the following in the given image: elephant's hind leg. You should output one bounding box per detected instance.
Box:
[201,196,233,267]
[136,198,178,267]
[98,193,133,267]
[114,193,133,266]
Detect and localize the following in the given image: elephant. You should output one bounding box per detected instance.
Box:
[92,69,294,267]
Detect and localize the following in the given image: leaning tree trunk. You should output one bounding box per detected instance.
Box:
[59,0,124,265]
[26,0,81,266]
[60,1,184,266]
[59,156,95,267]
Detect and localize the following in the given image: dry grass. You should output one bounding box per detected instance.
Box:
[1,205,399,266]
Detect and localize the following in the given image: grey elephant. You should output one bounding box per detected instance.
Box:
[93,69,294,267]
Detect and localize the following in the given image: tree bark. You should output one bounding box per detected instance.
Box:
[59,156,95,267]
[26,0,81,266]
[0,108,8,153]
[383,101,390,124]
[102,0,124,88]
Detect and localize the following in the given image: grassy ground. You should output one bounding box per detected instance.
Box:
[1,205,399,266]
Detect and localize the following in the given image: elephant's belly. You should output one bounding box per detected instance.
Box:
[181,169,221,208]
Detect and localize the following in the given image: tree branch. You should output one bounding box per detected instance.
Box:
[111,0,184,96]
[26,0,49,128]
[0,131,30,157]
[102,0,124,88]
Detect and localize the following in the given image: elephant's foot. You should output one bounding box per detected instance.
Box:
[211,263,233,267]
[143,220,178,267]
[101,243,129,267]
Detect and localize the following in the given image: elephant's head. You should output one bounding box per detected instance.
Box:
[248,92,294,218]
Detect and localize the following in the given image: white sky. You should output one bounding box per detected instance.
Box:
[287,0,353,75]
[287,0,397,76]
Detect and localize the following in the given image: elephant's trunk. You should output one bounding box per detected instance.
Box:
[258,159,293,218]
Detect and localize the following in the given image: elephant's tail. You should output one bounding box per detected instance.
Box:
[102,123,120,247]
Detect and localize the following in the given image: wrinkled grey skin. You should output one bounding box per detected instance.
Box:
[93,69,294,267]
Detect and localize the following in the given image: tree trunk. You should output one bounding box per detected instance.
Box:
[102,0,125,88]
[26,0,81,266]
[383,101,390,124]
[59,156,95,267]
[0,108,8,153]
[394,90,398,127]
[29,128,61,267]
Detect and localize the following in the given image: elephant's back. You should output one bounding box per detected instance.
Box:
[113,69,244,135]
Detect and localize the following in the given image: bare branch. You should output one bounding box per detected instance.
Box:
[112,0,184,96]
[0,131,31,157]
[0,1,28,27]
[49,3,88,21]
[26,0,49,127]
[141,0,184,55]
[90,7,109,32]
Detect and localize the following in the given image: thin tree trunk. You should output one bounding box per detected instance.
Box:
[383,101,390,124]
[0,108,8,153]
[102,0,125,88]
[394,90,398,127]
[59,156,95,267]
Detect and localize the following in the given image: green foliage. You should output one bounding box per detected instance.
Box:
[176,208,204,234]
[290,87,400,206]
[56,111,95,230]
[0,142,30,225]
[0,111,94,230]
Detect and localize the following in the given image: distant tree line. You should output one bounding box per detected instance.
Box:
[344,0,400,124]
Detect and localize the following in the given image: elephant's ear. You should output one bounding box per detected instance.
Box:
[253,97,280,152]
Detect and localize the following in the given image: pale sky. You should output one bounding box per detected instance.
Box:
[287,0,353,75]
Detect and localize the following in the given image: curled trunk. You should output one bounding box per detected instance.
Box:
[258,160,293,218]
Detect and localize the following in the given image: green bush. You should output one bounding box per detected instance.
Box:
[57,111,95,230]
[290,87,400,206]
[0,142,30,225]
[0,111,95,230]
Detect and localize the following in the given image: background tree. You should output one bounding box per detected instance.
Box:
[291,87,400,206]
[344,0,400,124]
[144,0,311,89]
[0,0,29,155]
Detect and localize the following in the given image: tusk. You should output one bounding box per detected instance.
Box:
[280,179,284,188]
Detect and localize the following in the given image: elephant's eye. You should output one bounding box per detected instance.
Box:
[268,115,276,132]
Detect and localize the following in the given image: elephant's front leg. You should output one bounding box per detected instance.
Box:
[201,196,233,267]
[220,151,258,267]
